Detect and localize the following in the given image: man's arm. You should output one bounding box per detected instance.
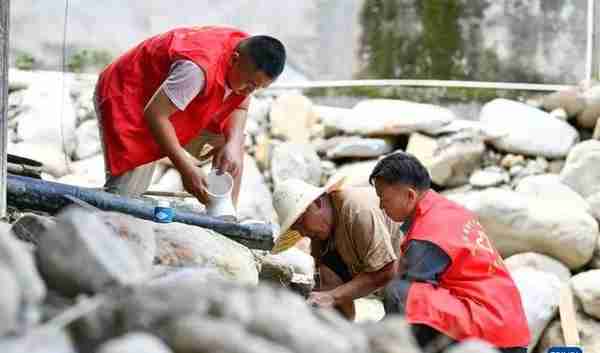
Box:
[144,88,208,203]
[212,96,251,177]
[382,240,451,315]
[330,260,397,304]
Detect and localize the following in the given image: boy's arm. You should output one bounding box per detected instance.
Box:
[144,87,208,203]
[212,96,251,177]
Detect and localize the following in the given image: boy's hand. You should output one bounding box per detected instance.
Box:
[306,291,335,309]
[180,165,209,205]
[212,140,243,177]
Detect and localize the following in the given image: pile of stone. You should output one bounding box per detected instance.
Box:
[5,68,600,352]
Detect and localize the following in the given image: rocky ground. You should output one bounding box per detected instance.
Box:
[3,68,600,352]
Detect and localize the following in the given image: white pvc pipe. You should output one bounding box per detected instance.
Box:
[268,79,571,92]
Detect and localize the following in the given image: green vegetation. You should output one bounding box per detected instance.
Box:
[67,49,113,73]
[15,52,36,70]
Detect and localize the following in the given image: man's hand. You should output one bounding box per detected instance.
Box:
[212,140,243,177]
[180,165,209,205]
[306,291,336,309]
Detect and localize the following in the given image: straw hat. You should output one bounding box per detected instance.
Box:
[271,176,346,254]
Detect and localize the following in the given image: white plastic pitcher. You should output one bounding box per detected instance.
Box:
[205,170,236,221]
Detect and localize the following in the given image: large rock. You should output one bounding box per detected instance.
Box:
[469,167,509,188]
[317,136,394,159]
[510,268,561,352]
[162,316,296,353]
[37,208,147,297]
[445,340,500,353]
[154,222,259,285]
[354,297,385,323]
[328,160,378,187]
[73,84,97,125]
[480,99,579,158]
[0,265,21,336]
[362,317,420,353]
[16,73,78,156]
[448,188,599,269]
[0,329,76,353]
[269,93,317,143]
[268,247,314,277]
[592,233,600,270]
[541,87,586,117]
[238,154,277,223]
[8,142,70,178]
[257,253,295,285]
[97,332,173,353]
[0,223,46,329]
[425,119,501,138]
[314,105,353,138]
[588,192,600,222]
[150,168,184,193]
[247,97,272,127]
[536,311,600,353]
[74,119,101,160]
[516,174,591,213]
[577,85,600,128]
[271,142,321,188]
[407,132,485,187]
[560,140,600,198]
[98,212,157,272]
[58,154,106,188]
[505,252,571,283]
[571,270,600,320]
[11,213,56,246]
[344,99,455,136]
[71,272,372,353]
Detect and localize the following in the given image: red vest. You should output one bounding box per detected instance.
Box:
[402,191,530,348]
[96,26,249,176]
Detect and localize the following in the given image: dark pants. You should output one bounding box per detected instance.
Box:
[319,246,352,284]
[384,279,527,353]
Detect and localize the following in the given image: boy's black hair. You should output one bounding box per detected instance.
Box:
[238,35,286,79]
[369,152,431,191]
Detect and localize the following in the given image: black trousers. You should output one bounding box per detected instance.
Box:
[412,324,526,353]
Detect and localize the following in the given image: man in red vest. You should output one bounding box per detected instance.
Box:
[369,152,530,353]
[94,26,285,205]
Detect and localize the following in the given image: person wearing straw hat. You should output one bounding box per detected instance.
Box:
[370,152,529,353]
[272,176,400,320]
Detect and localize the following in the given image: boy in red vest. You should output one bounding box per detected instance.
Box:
[94,26,285,205]
[369,152,530,353]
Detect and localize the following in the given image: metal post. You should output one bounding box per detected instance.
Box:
[586,0,594,81]
[595,0,600,80]
[0,0,10,219]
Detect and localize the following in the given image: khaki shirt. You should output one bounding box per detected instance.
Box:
[313,187,400,277]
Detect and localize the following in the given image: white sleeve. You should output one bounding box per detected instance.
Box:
[162,60,205,110]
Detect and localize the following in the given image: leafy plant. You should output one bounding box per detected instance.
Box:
[67,49,113,73]
[15,52,36,70]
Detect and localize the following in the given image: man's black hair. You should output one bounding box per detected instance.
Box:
[238,35,286,79]
[369,152,431,191]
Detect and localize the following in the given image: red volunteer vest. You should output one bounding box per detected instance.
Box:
[96,26,249,176]
[401,191,530,348]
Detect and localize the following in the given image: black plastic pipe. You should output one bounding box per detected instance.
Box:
[7,174,274,250]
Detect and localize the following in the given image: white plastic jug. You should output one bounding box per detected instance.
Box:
[205,170,236,221]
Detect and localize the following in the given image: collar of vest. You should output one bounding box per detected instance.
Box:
[214,38,238,90]
[414,190,437,217]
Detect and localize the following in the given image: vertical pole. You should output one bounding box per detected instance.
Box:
[586,0,595,82]
[594,0,600,80]
[0,0,10,219]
